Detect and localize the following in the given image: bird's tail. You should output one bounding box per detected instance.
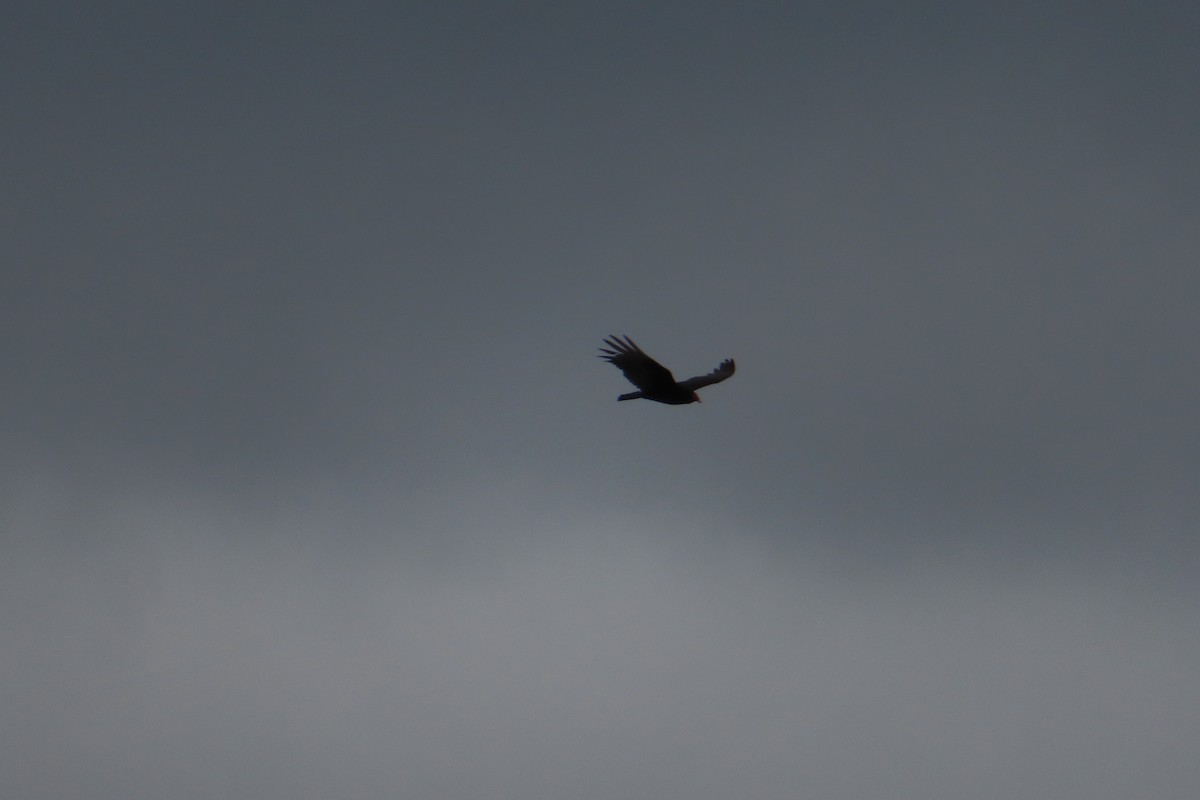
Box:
[617,391,643,401]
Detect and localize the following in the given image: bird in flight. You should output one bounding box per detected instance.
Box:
[599,335,735,405]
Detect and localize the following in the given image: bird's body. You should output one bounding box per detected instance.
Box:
[598,335,735,404]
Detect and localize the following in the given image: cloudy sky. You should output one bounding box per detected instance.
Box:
[4,2,1198,798]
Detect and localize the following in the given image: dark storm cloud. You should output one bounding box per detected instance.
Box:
[3,2,1198,798]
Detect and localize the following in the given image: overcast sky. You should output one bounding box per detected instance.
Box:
[3,2,1198,798]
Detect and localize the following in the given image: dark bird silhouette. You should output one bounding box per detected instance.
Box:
[599,335,735,404]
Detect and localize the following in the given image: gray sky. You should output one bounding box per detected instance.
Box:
[4,2,1198,798]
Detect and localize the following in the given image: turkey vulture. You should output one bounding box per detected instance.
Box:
[599,335,735,404]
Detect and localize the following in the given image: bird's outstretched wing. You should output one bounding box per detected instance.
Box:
[677,359,736,391]
[598,335,677,391]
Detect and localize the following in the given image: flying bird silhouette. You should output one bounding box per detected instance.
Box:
[599,335,735,404]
